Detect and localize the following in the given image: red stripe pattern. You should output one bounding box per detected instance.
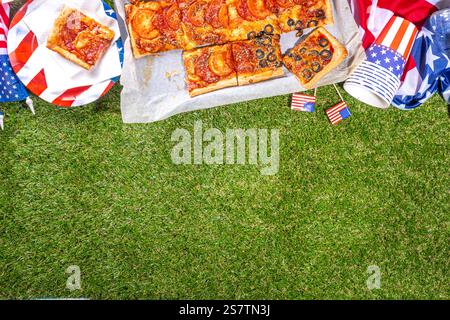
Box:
[291,93,316,112]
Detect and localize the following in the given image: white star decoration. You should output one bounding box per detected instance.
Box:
[372,52,377,58]
[425,46,440,72]
[418,26,434,43]
[385,58,391,63]
[376,60,381,65]
[381,49,387,55]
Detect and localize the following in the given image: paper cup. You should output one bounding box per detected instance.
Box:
[344,16,418,108]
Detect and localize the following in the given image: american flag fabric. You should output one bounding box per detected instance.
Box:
[326,101,352,125]
[0,0,28,103]
[291,93,315,112]
[349,0,450,109]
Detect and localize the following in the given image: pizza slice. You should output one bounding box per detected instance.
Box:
[271,0,334,34]
[226,0,281,42]
[46,7,115,70]
[125,0,184,58]
[232,35,284,85]
[183,43,238,96]
[178,0,230,50]
[282,27,347,89]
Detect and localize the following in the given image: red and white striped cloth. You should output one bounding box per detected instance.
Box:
[375,16,418,60]
[0,1,11,56]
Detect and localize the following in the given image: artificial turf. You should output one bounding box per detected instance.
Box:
[0,0,449,300]
[0,83,448,299]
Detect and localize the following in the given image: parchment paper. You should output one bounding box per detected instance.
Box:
[114,0,366,123]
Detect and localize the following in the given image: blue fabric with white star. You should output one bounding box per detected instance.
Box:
[0,55,28,103]
[393,13,450,110]
[367,44,405,79]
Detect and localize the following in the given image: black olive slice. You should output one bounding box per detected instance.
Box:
[319,38,329,47]
[295,21,305,30]
[264,24,274,35]
[257,35,272,46]
[256,49,265,60]
[296,30,304,37]
[247,31,257,40]
[259,59,269,68]
[314,9,325,19]
[320,49,332,60]
[307,20,318,28]
[293,55,302,62]
[303,69,313,80]
[299,47,307,54]
[311,62,322,72]
[287,19,295,27]
[267,53,277,62]
[258,31,265,37]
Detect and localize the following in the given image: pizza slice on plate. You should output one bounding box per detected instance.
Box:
[125,0,184,58]
[271,0,334,34]
[178,0,230,50]
[226,0,281,42]
[183,43,238,96]
[282,27,347,89]
[232,35,284,85]
[47,7,115,70]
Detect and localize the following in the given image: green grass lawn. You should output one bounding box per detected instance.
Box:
[0,83,448,300]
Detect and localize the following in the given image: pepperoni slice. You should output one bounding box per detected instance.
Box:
[247,0,271,19]
[236,0,258,21]
[132,10,160,40]
[165,4,181,30]
[195,52,220,83]
[187,1,207,27]
[208,49,234,77]
[205,0,228,28]
[233,43,257,73]
[275,0,293,8]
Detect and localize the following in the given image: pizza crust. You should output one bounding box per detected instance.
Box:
[46,7,115,70]
[125,4,149,59]
[238,68,284,86]
[189,77,238,97]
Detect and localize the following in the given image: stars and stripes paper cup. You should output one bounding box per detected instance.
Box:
[7,0,124,108]
[344,16,418,109]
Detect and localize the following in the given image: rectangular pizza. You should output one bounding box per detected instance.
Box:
[125,0,184,58]
[226,0,282,42]
[232,35,284,86]
[178,0,231,50]
[47,7,115,70]
[183,43,238,96]
[282,26,348,89]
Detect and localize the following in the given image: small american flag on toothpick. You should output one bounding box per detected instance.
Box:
[326,84,351,125]
[291,88,316,112]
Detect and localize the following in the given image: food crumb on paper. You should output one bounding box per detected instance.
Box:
[165,70,179,81]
